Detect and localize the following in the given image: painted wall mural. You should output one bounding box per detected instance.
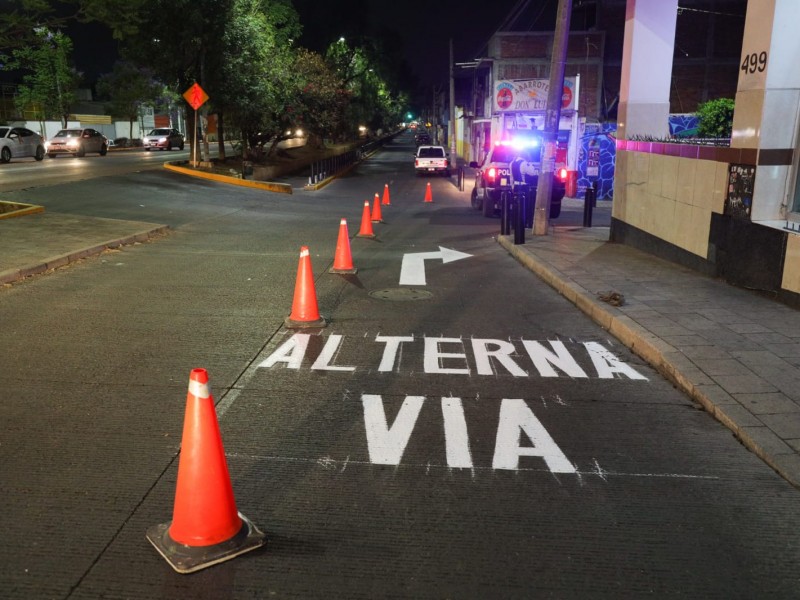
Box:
[577,123,617,200]
[574,115,701,201]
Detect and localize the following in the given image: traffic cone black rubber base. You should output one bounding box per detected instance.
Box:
[329,266,358,274]
[284,315,327,328]
[146,511,266,574]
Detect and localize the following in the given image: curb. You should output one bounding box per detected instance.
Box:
[0,224,170,285]
[497,234,800,489]
[163,162,292,194]
[0,201,45,220]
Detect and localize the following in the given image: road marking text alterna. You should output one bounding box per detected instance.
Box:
[257,334,648,380]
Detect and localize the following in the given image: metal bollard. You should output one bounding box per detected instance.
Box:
[524,190,533,229]
[513,192,525,245]
[501,191,511,236]
[582,184,595,227]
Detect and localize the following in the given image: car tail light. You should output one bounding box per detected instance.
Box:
[487,167,497,182]
[415,159,419,167]
[558,168,568,181]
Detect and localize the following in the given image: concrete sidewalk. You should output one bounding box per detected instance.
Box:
[0,211,168,284]
[499,227,800,488]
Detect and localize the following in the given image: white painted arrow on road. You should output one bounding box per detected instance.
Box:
[399,247,472,286]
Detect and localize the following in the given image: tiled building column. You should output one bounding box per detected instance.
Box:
[731,0,800,221]
[617,0,678,140]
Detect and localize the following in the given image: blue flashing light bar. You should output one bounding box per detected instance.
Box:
[495,137,540,149]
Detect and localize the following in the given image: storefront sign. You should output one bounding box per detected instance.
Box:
[494,77,577,113]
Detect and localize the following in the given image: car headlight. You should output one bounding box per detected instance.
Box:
[67,139,78,147]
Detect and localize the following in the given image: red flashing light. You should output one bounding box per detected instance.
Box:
[487,167,497,181]
[558,167,568,181]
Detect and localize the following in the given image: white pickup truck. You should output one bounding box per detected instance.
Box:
[414,145,451,177]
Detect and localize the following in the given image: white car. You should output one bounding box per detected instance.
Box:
[45,128,109,158]
[142,128,185,151]
[0,126,46,163]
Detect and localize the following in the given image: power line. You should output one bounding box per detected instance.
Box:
[677,5,745,18]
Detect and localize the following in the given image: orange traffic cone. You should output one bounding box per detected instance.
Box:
[146,368,265,574]
[371,193,384,223]
[330,219,357,274]
[424,182,433,203]
[286,246,327,328]
[357,200,376,238]
[382,183,391,205]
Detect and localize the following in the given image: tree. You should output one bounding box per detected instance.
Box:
[115,0,301,160]
[9,27,79,128]
[0,0,147,52]
[287,48,350,148]
[213,0,301,159]
[696,98,735,138]
[96,61,162,139]
[324,37,406,139]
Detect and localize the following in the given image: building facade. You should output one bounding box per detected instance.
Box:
[612,0,800,306]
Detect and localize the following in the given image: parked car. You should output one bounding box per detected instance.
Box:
[142,128,185,151]
[45,128,108,158]
[414,132,431,146]
[0,126,46,163]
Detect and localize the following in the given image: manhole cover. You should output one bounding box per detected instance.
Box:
[369,288,433,301]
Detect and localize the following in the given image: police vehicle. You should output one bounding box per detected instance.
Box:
[469,135,566,218]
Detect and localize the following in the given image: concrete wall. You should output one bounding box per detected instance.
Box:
[783,235,800,294]
[613,149,726,258]
[612,141,800,303]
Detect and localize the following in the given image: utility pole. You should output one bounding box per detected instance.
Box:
[449,39,457,163]
[432,85,436,143]
[532,0,572,236]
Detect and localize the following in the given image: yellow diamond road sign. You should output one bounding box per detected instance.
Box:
[183,83,209,110]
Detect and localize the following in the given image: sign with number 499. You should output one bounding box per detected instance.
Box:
[741,51,767,75]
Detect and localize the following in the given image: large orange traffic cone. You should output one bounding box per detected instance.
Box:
[146,368,265,574]
[357,200,376,238]
[330,219,357,274]
[371,193,384,223]
[424,182,433,203]
[286,246,326,328]
[382,183,391,205]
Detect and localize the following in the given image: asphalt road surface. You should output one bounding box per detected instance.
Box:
[1,131,799,598]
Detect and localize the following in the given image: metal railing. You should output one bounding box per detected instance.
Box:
[307,150,359,185]
[306,130,403,186]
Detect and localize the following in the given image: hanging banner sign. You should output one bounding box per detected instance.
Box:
[494,77,577,113]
